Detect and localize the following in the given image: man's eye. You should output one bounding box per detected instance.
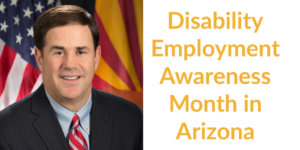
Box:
[78,50,86,55]
[55,51,63,55]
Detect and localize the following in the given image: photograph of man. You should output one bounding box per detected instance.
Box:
[0,5,142,150]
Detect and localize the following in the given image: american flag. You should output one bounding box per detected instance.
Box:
[0,0,58,110]
[0,0,143,110]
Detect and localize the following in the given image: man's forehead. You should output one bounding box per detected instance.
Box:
[44,24,93,44]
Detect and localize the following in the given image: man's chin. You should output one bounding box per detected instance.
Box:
[59,89,82,100]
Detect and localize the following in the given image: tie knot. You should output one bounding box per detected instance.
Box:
[71,114,80,126]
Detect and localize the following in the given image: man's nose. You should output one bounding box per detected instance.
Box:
[63,53,77,68]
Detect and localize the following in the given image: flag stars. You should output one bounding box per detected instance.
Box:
[30,47,35,55]
[27,27,33,37]
[16,33,22,44]
[0,21,8,32]
[14,15,20,25]
[35,2,44,13]
[0,2,6,14]
[23,7,33,19]
[10,0,18,7]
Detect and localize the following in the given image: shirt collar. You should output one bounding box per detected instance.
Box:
[45,90,92,136]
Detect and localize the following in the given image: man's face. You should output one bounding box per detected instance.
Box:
[35,24,100,103]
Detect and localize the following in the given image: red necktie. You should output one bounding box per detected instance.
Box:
[68,114,88,150]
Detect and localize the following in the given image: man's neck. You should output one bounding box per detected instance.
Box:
[45,89,91,112]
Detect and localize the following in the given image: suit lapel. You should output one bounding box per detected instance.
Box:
[31,86,69,150]
[90,88,113,150]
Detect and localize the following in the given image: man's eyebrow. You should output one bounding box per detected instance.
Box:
[76,46,89,50]
[49,45,65,51]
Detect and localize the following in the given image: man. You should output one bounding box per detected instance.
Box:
[0,5,142,150]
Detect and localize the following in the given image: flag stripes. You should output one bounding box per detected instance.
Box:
[132,0,143,60]
[94,13,136,91]
[0,45,17,96]
[16,63,40,101]
[118,0,143,87]
[0,54,27,107]
[92,74,116,91]
[96,58,131,91]
[0,42,41,108]
[95,0,142,92]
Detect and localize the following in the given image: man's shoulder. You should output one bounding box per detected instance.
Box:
[92,88,142,118]
[92,89,143,149]
[0,92,35,128]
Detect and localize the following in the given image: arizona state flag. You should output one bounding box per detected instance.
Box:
[62,0,143,108]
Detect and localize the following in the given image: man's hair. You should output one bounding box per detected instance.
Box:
[34,5,99,51]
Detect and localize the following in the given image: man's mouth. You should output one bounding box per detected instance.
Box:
[61,76,81,80]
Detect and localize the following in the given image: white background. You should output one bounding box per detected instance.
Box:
[144,0,300,149]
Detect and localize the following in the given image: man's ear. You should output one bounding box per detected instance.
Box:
[35,47,43,72]
[94,45,101,70]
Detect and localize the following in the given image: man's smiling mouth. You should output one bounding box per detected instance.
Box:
[61,76,81,80]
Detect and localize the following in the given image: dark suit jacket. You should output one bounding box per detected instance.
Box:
[0,85,143,150]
